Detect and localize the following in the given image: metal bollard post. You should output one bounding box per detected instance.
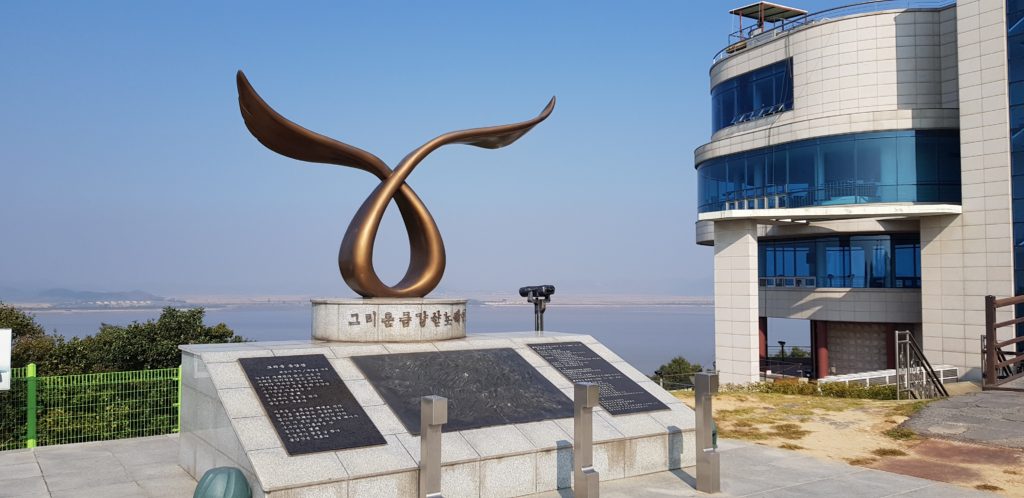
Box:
[573,382,600,498]
[695,372,720,494]
[420,395,447,498]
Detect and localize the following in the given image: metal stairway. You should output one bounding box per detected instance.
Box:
[895,330,949,400]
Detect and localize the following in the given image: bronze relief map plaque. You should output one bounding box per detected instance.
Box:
[352,348,574,434]
[529,342,669,415]
[239,354,385,454]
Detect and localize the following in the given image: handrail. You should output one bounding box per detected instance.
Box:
[906,331,949,397]
[994,294,1024,308]
[983,294,1024,390]
[712,0,955,65]
[895,330,948,399]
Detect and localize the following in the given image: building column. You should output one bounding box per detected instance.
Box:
[759,317,768,361]
[813,321,829,379]
[713,219,759,385]
[886,324,896,370]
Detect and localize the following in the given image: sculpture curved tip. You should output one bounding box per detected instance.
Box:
[235,70,389,175]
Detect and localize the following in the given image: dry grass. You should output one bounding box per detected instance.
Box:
[977,484,1005,492]
[883,427,916,440]
[846,457,878,466]
[871,448,908,457]
[770,423,810,440]
[672,390,1024,496]
[887,400,934,418]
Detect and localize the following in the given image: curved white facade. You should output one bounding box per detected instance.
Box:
[697,1,1016,385]
[698,7,958,164]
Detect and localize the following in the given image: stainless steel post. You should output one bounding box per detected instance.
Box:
[695,372,720,494]
[419,395,447,498]
[573,382,600,498]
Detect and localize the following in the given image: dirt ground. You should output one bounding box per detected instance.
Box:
[675,389,1024,496]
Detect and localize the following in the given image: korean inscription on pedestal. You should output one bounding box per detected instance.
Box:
[239,354,385,454]
[529,342,669,415]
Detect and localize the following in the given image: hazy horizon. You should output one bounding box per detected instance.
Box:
[2,0,843,299]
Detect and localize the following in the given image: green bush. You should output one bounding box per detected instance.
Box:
[819,382,897,400]
[726,381,897,400]
[651,356,703,389]
[0,305,245,449]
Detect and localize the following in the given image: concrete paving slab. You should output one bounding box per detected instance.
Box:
[50,481,146,498]
[0,433,1002,497]
[43,465,133,492]
[0,476,49,498]
[0,448,36,466]
[906,390,1024,448]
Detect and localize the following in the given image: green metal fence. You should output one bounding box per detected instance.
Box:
[0,364,181,450]
[0,367,29,450]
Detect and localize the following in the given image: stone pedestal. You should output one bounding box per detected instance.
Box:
[178,333,696,498]
[312,298,467,342]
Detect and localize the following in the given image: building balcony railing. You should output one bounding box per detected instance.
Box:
[699,181,962,213]
[713,0,955,65]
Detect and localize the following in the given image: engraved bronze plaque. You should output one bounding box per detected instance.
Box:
[352,348,574,434]
[529,342,669,415]
[239,354,385,454]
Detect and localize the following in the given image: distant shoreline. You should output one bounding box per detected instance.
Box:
[16,300,714,313]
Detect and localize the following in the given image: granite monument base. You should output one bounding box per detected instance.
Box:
[312,298,467,342]
[178,333,696,498]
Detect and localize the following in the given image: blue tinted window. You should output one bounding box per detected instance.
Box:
[758,235,920,289]
[1008,0,1024,346]
[711,59,793,133]
[695,130,961,213]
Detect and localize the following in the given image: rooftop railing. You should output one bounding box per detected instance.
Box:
[712,0,955,65]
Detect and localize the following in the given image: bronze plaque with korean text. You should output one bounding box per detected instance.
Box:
[352,348,574,434]
[239,354,385,454]
[529,342,669,415]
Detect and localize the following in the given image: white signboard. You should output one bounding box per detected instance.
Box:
[0,329,10,391]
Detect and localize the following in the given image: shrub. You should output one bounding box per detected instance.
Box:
[724,381,898,400]
[818,383,897,400]
[883,427,916,440]
[871,448,907,457]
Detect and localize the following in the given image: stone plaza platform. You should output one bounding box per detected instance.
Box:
[0,435,995,497]
[178,332,696,497]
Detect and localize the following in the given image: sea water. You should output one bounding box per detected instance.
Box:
[28,304,809,375]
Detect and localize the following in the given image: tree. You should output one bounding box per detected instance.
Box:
[0,302,46,341]
[651,356,704,386]
[788,346,809,358]
[54,307,244,373]
[1,302,56,367]
[5,306,243,373]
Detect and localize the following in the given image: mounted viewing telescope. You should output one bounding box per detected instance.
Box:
[519,285,555,333]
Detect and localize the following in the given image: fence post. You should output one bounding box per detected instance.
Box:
[26,363,37,449]
[175,364,183,433]
[695,372,720,494]
[419,395,446,498]
[573,382,600,498]
[985,295,996,387]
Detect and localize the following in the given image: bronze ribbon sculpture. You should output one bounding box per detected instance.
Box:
[236,71,555,298]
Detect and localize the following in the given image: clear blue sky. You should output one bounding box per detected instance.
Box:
[1,0,841,298]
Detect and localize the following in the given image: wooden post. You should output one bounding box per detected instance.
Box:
[985,295,997,387]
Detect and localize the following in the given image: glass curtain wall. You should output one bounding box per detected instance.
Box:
[1007,0,1024,346]
[697,130,961,213]
[758,235,921,289]
[711,59,793,133]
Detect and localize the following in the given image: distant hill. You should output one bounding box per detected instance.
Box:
[33,288,165,303]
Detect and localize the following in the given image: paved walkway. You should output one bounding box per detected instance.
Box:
[531,439,994,497]
[905,390,1024,449]
[0,434,193,498]
[0,435,996,497]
